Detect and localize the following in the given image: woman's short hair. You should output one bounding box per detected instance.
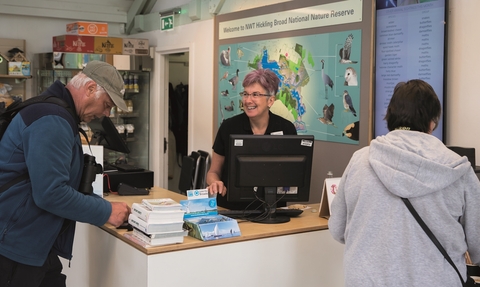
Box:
[242,69,280,96]
[385,79,441,133]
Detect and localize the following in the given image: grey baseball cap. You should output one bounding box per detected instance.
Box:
[82,60,127,111]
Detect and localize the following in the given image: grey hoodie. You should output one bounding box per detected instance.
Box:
[329,130,480,287]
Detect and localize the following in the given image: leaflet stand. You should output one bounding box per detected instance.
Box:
[318,177,341,218]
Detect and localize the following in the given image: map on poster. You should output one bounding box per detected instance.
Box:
[217,30,362,144]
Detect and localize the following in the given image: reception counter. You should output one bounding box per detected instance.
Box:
[60,188,345,287]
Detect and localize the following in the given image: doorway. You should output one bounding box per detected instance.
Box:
[167,52,189,193]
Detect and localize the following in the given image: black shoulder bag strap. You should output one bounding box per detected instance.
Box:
[0,95,77,194]
[402,197,468,286]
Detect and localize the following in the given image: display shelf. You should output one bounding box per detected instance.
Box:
[0,38,29,101]
[118,112,139,118]
[34,52,151,169]
[0,74,32,79]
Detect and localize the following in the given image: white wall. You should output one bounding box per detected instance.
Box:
[445,1,479,160]
[0,14,125,99]
[134,20,214,187]
[0,0,479,188]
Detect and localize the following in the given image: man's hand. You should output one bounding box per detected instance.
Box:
[108,202,131,227]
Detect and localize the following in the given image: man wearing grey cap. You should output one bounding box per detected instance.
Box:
[0,60,130,286]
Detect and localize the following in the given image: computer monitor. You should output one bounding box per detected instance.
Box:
[227,134,314,223]
[87,116,130,154]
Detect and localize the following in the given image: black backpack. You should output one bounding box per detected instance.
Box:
[0,95,76,193]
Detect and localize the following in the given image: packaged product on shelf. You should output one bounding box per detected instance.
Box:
[66,21,108,37]
[123,73,128,90]
[133,75,139,92]
[52,35,95,53]
[115,124,125,136]
[122,38,149,55]
[125,124,134,138]
[125,100,133,113]
[128,75,134,90]
[110,106,116,117]
[93,37,123,54]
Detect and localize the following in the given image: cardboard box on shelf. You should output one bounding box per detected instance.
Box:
[53,35,95,53]
[66,21,108,37]
[7,52,30,76]
[94,37,123,54]
[122,38,150,55]
[8,61,30,76]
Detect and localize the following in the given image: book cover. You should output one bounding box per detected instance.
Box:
[183,215,241,241]
[128,213,184,234]
[132,202,185,223]
[132,227,187,246]
[180,198,218,219]
[141,198,183,211]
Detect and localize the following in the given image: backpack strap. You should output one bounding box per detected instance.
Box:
[402,197,467,285]
[0,95,77,194]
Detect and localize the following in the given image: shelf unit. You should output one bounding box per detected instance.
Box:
[0,38,30,101]
[34,52,152,169]
[0,75,32,79]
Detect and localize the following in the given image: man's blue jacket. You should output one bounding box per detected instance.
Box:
[0,81,111,266]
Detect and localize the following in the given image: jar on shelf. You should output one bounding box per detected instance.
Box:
[125,99,133,113]
[128,74,134,90]
[133,75,139,93]
[110,106,116,117]
[123,73,128,90]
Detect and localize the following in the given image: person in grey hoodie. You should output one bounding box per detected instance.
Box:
[329,79,480,287]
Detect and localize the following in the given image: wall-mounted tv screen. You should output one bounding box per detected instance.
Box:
[374,0,447,141]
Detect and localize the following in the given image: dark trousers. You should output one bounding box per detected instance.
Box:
[0,252,66,287]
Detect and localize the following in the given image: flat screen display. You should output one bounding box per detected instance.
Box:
[374,0,447,141]
[87,116,130,154]
[227,134,314,204]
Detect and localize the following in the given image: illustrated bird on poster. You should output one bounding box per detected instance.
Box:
[318,103,336,127]
[220,47,231,66]
[237,48,244,59]
[228,69,239,90]
[343,121,360,141]
[224,100,234,112]
[221,90,229,96]
[343,90,357,117]
[220,71,228,81]
[344,67,358,86]
[339,34,358,64]
[321,59,334,99]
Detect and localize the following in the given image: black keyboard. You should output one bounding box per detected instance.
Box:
[218,208,303,218]
[110,163,144,172]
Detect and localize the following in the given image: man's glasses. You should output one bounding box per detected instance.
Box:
[239,92,271,99]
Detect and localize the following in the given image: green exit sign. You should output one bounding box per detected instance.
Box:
[161,16,174,31]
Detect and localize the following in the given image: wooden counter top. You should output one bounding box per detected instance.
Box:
[100,187,329,255]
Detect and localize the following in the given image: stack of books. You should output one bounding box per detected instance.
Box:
[127,198,187,246]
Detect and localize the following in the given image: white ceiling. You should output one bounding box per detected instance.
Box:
[0,0,192,26]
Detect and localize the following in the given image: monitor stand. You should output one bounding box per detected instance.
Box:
[250,186,290,224]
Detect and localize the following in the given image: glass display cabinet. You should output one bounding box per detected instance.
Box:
[34,52,153,169]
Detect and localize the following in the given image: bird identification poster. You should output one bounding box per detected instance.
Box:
[216,1,363,145]
[319,177,341,218]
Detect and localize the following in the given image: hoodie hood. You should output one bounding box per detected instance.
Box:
[369,130,471,198]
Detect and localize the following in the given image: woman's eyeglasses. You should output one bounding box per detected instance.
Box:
[239,92,271,99]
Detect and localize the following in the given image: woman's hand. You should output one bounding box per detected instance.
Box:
[207,181,227,197]
[206,152,226,197]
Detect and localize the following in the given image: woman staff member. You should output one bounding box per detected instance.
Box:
[207,69,297,210]
[329,79,480,286]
